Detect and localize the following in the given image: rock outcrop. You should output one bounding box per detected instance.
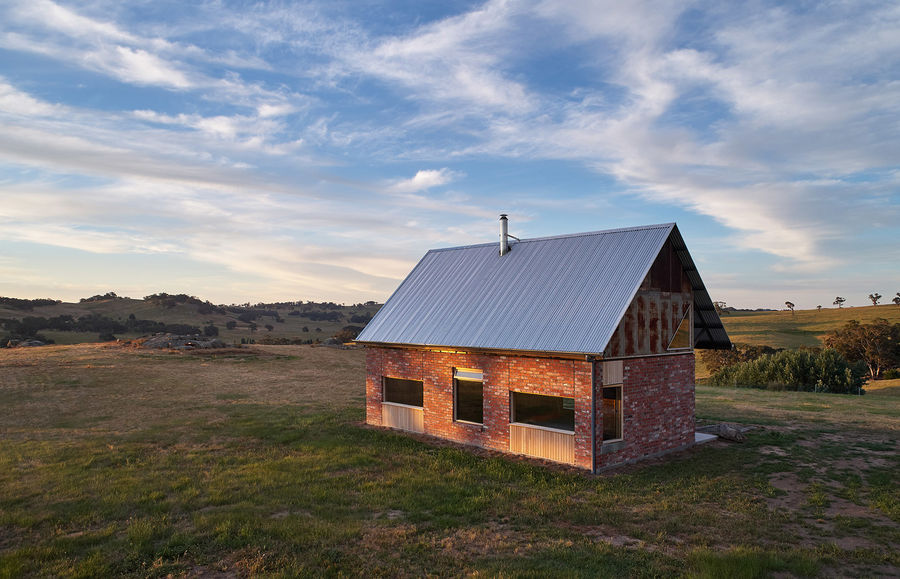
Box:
[137,333,226,350]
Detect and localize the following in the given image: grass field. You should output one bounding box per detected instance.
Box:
[720,304,900,349]
[1,344,898,577]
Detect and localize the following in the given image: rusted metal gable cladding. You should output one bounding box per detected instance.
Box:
[356,223,730,355]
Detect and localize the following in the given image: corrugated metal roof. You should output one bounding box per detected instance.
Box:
[356,223,731,354]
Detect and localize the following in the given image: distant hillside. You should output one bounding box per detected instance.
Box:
[0,294,382,346]
[720,304,900,349]
[5,294,899,351]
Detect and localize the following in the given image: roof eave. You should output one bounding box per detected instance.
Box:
[354,340,608,360]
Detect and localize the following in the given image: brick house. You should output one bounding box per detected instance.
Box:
[355,219,730,472]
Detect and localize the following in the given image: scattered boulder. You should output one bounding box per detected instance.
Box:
[137,333,226,350]
[697,422,750,442]
[716,424,747,442]
[6,339,45,348]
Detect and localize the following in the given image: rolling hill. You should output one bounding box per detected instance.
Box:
[0,294,382,346]
[3,294,899,351]
[719,304,900,349]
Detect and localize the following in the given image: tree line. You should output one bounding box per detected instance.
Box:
[0,297,61,311]
[1,314,200,345]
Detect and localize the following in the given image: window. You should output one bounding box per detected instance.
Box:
[383,377,423,407]
[511,392,575,432]
[668,305,692,350]
[601,385,622,441]
[454,368,483,424]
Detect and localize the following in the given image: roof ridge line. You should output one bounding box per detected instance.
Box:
[427,222,676,253]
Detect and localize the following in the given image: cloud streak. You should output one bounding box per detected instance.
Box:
[0,0,897,306]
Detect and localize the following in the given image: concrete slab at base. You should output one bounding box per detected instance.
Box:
[694,432,718,444]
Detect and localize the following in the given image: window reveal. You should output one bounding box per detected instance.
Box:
[511,391,575,432]
[383,377,423,407]
[601,385,622,441]
[454,368,483,424]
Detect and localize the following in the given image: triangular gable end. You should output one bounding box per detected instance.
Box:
[602,226,731,357]
[668,225,731,350]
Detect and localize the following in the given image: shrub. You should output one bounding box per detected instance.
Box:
[882,368,900,380]
[333,325,363,343]
[699,344,783,374]
[80,292,119,303]
[709,348,866,394]
[349,313,373,324]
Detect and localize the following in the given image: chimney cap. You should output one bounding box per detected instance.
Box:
[499,213,508,219]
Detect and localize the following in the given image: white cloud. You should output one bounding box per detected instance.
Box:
[0,79,61,116]
[389,169,460,193]
[346,0,534,113]
[104,46,192,88]
[17,0,136,44]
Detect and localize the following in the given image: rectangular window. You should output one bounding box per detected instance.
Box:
[602,386,622,441]
[454,368,483,424]
[511,392,575,432]
[383,377,423,407]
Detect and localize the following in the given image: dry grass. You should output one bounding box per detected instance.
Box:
[0,343,365,439]
[720,304,900,349]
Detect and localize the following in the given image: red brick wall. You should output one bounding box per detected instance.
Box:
[366,347,695,471]
[594,353,695,469]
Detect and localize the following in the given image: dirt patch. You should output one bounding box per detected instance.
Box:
[825,497,874,518]
[831,456,891,471]
[766,472,807,511]
[433,523,536,558]
[360,522,421,553]
[570,525,647,548]
[759,445,789,456]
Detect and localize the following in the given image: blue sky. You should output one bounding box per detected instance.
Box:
[0,0,898,309]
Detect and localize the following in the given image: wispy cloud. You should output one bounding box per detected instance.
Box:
[1,0,293,104]
[0,0,897,306]
[0,79,62,116]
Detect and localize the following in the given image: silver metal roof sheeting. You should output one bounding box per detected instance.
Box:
[356,223,731,355]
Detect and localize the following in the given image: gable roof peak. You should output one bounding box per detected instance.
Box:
[357,221,729,354]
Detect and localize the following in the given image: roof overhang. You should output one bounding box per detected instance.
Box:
[668,225,732,350]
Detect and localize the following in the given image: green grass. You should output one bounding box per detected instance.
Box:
[1,345,898,576]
